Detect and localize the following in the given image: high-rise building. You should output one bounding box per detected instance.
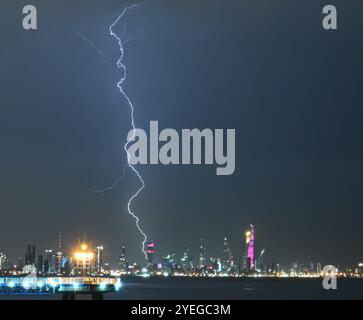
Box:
[25,244,36,266]
[210,257,222,272]
[37,254,44,274]
[119,246,128,272]
[55,251,63,274]
[163,253,177,273]
[198,238,206,268]
[146,242,155,265]
[180,245,193,272]
[256,249,266,272]
[55,233,63,274]
[44,249,54,274]
[223,237,233,271]
[63,257,71,275]
[243,225,255,272]
[17,257,24,272]
[95,246,104,274]
[74,244,94,276]
[0,252,7,270]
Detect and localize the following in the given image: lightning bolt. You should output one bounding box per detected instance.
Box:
[109,4,148,260]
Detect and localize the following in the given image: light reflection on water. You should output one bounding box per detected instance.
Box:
[0,278,362,300]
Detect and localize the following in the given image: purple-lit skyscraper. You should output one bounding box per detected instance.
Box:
[146,242,155,265]
[244,224,255,272]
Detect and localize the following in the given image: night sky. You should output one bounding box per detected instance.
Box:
[0,0,362,267]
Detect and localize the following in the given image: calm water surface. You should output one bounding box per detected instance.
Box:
[0,277,362,300]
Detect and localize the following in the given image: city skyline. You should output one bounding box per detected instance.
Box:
[0,225,360,272]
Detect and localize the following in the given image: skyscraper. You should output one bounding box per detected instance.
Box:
[25,244,36,266]
[55,233,63,274]
[55,251,63,274]
[74,244,94,276]
[37,254,44,274]
[17,257,23,272]
[95,246,104,274]
[223,237,233,271]
[44,249,54,274]
[198,238,206,268]
[146,242,155,265]
[180,245,193,272]
[256,249,266,272]
[0,252,7,270]
[119,246,128,272]
[243,225,255,272]
[162,253,177,273]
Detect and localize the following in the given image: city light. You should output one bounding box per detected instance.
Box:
[0,229,362,299]
[114,279,122,291]
[74,252,94,261]
[99,283,107,291]
[73,243,94,276]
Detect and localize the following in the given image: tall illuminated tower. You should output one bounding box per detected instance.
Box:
[181,245,193,271]
[95,246,104,274]
[74,244,94,276]
[119,246,128,272]
[56,233,63,275]
[146,242,155,265]
[198,238,206,268]
[0,252,7,270]
[244,224,255,272]
[223,237,233,271]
